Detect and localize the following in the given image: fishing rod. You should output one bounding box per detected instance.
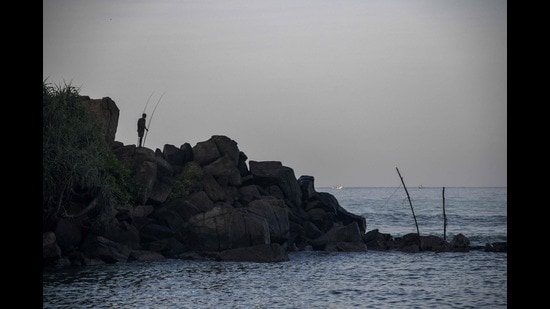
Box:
[143,91,166,147]
[142,91,155,114]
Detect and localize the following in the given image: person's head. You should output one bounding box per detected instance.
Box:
[142,113,147,118]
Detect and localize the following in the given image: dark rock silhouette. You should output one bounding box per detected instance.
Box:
[43,96,506,266]
[78,96,119,146]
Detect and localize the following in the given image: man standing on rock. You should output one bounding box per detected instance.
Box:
[137,113,148,147]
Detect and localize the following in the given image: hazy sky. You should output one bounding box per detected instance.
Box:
[43,0,506,187]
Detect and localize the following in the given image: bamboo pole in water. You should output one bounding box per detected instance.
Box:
[443,187,447,242]
[395,167,421,251]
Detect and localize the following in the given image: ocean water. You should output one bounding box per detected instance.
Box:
[43,187,507,308]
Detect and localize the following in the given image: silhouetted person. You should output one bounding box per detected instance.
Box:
[137,113,148,147]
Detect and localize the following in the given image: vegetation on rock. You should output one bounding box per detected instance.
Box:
[43,80,138,222]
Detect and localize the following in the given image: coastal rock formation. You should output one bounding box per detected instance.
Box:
[44,132,373,265]
[43,96,505,267]
[78,96,119,146]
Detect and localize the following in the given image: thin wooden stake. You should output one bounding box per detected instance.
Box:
[443,186,447,242]
[396,167,421,251]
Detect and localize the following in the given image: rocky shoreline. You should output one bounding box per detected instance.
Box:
[43,96,506,267]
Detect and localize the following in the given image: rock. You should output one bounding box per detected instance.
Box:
[131,205,154,230]
[129,250,166,262]
[163,144,186,167]
[298,175,316,201]
[139,223,175,242]
[193,139,220,166]
[180,143,194,164]
[249,161,302,207]
[306,207,336,233]
[201,174,227,202]
[211,135,240,165]
[155,154,174,179]
[187,191,216,213]
[202,155,242,186]
[54,218,83,253]
[79,96,119,146]
[113,146,158,204]
[303,221,324,240]
[237,151,250,177]
[238,185,261,205]
[451,233,470,252]
[420,235,449,252]
[319,192,367,233]
[325,242,367,252]
[303,192,366,234]
[148,176,175,204]
[484,242,507,252]
[103,220,141,250]
[43,232,62,263]
[309,222,365,251]
[184,205,270,251]
[81,236,131,263]
[216,243,289,263]
[363,229,393,250]
[247,199,290,244]
[152,198,200,232]
[391,233,421,253]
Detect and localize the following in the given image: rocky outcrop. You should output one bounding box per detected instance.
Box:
[78,96,119,146]
[44,96,500,267]
[45,130,373,265]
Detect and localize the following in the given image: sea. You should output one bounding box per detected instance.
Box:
[43,187,507,308]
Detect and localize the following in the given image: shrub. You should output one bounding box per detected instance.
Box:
[43,80,137,220]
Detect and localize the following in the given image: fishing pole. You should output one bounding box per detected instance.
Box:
[143,91,166,147]
[142,91,155,114]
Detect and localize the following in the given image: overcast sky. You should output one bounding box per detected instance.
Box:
[43,0,506,187]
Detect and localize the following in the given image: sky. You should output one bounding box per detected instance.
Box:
[43,0,507,188]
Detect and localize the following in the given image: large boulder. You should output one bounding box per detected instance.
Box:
[79,96,119,146]
[163,144,186,167]
[139,223,175,243]
[238,185,261,205]
[246,199,290,244]
[211,135,240,165]
[297,175,316,201]
[193,139,220,166]
[184,205,270,251]
[363,229,393,250]
[54,218,83,253]
[131,205,154,230]
[249,161,302,207]
[318,192,367,233]
[450,233,470,252]
[112,146,157,204]
[201,174,227,202]
[149,176,175,204]
[81,235,131,263]
[102,219,141,250]
[309,222,366,251]
[390,233,422,253]
[202,155,242,186]
[420,235,449,252]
